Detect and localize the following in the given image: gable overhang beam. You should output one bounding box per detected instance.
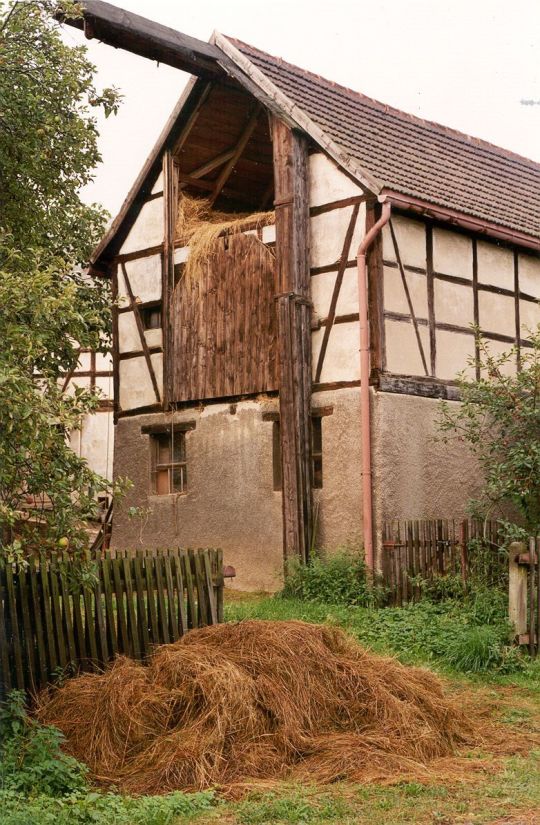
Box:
[381,190,540,253]
[62,0,224,78]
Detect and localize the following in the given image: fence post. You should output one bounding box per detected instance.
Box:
[508,541,527,641]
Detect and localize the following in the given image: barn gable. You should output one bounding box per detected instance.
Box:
[66,2,540,589]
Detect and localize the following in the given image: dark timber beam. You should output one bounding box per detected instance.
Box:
[272,118,312,565]
[62,1,224,78]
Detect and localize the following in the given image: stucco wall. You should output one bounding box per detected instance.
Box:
[372,391,483,558]
[111,399,284,591]
[111,389,368,590]
[311,389,363,554]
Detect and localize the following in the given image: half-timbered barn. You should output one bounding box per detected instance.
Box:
[73,2,540,590]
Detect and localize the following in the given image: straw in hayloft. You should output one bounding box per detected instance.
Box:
[36,620,476,795]
[174,193,275,288]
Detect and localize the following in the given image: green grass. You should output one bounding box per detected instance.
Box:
[224,595,538,679]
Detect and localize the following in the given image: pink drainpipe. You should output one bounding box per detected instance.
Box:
[356,199,392,570]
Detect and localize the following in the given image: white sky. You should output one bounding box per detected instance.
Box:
[62,0,540,218]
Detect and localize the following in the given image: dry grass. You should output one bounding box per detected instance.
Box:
[36,620,484,796]
[175,194,274,288]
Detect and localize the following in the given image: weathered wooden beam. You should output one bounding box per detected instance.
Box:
[62,1,223,78]
[111,266,121,420]
[209,105,261,206]
[272,118,312,564]
[509,542,528,640]
[162,151,178,408]
[184,149,236,181]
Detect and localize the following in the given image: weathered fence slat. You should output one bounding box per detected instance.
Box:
[382,519,505,608]
[0,547,224,697]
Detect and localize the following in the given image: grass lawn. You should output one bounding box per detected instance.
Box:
[3,592,539,825]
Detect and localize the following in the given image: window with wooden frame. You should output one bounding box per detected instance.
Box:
[141,302,162,330]
[149,429,187,495]
[271,412,329,491]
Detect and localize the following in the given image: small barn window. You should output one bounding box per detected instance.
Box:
[151,430,187,495]
[272,415,325,491]
[141,304,162,330]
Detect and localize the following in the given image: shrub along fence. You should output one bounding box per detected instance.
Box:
[381,519,505,606]
[0,547,224,699]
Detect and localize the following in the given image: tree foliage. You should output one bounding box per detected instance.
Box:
[0,0,124,554]
[438,331,540,537]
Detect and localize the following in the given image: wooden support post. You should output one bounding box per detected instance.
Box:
[508,541,528,640]
[272,118,312,565]
[162,150,178,407]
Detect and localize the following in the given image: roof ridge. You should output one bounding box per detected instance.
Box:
[227,36,540,172]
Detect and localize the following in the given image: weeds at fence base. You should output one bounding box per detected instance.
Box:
[36,619,480,796]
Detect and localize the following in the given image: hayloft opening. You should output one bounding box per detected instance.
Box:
[173,80,274,219]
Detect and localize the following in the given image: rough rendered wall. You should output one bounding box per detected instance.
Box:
[372,391,483,551]
[311,388,363,553]
[111,399,283,591]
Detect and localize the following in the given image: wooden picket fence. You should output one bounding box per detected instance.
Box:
[381,519,506,606]
[0,547,223,699]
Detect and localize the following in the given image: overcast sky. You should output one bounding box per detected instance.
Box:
[62,0,540,218]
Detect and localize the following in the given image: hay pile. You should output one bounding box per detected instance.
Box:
[175,194,274,287]
[36,620,473,795]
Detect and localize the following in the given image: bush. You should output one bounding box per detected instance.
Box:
[0,691,87,796]
[281,550,383,607]
[0,691,215,823]
[0,790,215,825]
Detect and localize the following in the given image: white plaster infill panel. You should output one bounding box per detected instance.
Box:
[309,152,364,208]
[95,351,113,372]
[432,228,473,279]
[382,214,426,270]
[519,299,540,340]
[65,375,91,395]
[150,352,163,397]
[174,246,189,265]
[435,330,476,381]
[144,328,163,349]
[385,319,429,377]
[477,240,514,290]
[311,269,359,320]
[79,412,114,480]
[434,279,474,327]
[120,197,164,256]
[478,290,516,339]
[121,254,162,303]
[95,375,113,398]
[518,252,540,299]
[119,356,157,411]
[118,311,141,354]
[312,322,360,383]
[310,204,364,269]
[261,224,276,244]
[77,351,91,371]
[384,265,428,318]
